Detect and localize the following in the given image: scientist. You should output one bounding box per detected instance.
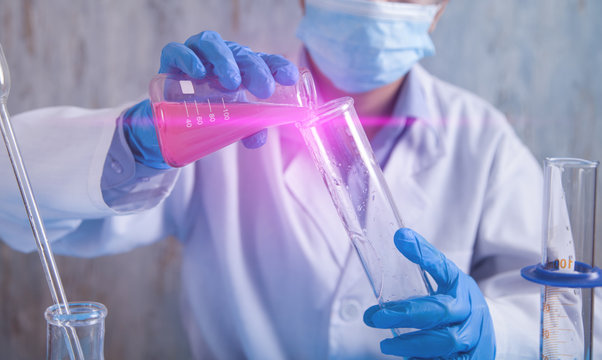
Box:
[0,0,542,358]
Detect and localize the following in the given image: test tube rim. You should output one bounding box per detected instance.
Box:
[545,157,599,169]
[297,96,354,128]
[45,301,108,326]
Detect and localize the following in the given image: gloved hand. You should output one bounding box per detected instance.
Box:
[363,228,496,359]
[123,30,299,169]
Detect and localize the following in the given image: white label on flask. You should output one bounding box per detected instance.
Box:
[179,80,194,95]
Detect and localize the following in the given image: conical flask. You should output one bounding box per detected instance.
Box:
[149,69,316,167]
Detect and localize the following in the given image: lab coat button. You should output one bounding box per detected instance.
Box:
[339,299,361,321]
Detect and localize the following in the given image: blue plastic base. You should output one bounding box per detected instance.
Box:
[521,261,602,288]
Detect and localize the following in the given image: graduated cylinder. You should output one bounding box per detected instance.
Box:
[522,158,600,360]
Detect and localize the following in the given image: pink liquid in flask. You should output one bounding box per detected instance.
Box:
[153,101,310,167]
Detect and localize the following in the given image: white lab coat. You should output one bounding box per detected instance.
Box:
[0,65,544,359]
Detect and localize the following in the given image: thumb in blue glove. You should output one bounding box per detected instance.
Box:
[363,228,496,359]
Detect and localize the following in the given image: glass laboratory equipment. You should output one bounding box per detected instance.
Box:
[297,97,432,335]
[149,68,316,167]
[522,158,601,360]
[1,43,84,359]
[46,302,107,360]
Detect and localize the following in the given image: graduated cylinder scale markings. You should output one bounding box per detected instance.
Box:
[542,286,587,359]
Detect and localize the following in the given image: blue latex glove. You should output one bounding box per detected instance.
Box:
[363,228,496,359]
[123,30,299,168]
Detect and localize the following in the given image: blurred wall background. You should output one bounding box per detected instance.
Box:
[0,0,600,358]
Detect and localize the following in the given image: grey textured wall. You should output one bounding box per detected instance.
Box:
[421,0,602,265]
[0,0,600,358]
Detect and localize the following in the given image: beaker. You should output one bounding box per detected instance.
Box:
[297,97,432,336]
[149,69,316,167]
[45,302,107,360]
[522,158,601,360]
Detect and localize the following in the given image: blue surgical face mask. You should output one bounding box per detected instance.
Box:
[296,0,439,94]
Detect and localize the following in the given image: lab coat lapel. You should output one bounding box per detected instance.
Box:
[280,125,351,269]
[384,65,446,227]
[383,118,445,228]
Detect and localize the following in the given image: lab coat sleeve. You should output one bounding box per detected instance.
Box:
[100,114,179,213]
[0,106,181,257]
[471,125,543,359]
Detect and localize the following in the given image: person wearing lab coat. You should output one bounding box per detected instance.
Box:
[0,0,542,358]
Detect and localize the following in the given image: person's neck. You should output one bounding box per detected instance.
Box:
[308,56,405,140]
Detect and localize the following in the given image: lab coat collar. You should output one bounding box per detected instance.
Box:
[369,63,437,171]
[391,63,431,121]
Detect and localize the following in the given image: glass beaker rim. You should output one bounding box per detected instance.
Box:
[545,157,599,169]
[45,301,107,326]
[297,96,354,128]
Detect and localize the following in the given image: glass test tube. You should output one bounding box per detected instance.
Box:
[46,302,107,360]
[541,158,598,360]
[297,97,431,335]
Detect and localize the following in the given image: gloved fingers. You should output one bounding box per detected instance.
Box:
[241,129,268,149]
[226,41,275,99]
[379,327,472,359]
[468,303,496,359]
[184,31,242,90]
[257,53,299,86]
[159,42,207,78]
[394,228,460,290]
[364,293,469,330]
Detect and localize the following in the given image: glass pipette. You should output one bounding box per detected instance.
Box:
[0,43,84,359]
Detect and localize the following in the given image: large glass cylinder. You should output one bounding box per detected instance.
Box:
[298,97,431,335]
[522,158,600,359]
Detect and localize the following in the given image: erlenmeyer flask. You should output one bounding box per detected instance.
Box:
[149,68,316,167]
[46,302,107,360]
